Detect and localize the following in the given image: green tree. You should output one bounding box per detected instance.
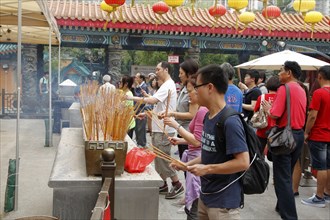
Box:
[199,53,238,67]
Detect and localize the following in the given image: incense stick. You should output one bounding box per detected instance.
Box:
[145,111,170,138]
[148,145,187,167]
[79,82,142,141]
[164,90,171,131]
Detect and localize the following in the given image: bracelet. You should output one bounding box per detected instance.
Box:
[176,124,182,132]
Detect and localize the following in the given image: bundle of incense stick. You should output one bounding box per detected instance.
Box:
[80,81,142,141]
[145,110,169,138]
[147,145,187,168]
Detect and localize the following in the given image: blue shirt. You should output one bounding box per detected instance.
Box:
[225,84,243,113]
[134,81,149,113]
[200,106,248,209]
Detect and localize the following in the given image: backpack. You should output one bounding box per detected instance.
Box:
[216,107,270,195]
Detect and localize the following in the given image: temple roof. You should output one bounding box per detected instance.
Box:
[49,1,330,42]
[61,59,91,78]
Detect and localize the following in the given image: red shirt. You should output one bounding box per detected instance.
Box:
[270,82,306,129]
[309,86,330,142]
[254,93,277,138]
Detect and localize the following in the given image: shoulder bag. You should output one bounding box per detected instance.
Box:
[267,84,296,155]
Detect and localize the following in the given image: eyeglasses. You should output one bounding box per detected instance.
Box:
[194,82,209,91]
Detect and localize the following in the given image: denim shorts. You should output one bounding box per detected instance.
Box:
[308,140,330,170]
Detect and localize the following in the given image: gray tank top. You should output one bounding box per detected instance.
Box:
[176,86,190,130]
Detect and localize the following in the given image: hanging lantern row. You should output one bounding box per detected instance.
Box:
[99,0,324,39]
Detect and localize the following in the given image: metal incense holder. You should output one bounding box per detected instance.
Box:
[84,139,128,176]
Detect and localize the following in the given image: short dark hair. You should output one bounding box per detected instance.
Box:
[245,70,260,84]
[266,75,281,91]
[160,61,172,74]
[197,64,228,94]
[138,73,146,81]
[318,65,330,80]
[180,58,199,77]
[284,61,302,79]
[220,62,235,80]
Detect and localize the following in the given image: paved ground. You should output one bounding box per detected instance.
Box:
[0,119,329,220]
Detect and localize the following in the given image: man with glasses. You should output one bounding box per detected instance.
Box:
[176,64,249,219]
[127,61,184,199]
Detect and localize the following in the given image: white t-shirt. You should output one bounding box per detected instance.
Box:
[152,79,177,133]
[39,77,49,93]
[99,82,116,94]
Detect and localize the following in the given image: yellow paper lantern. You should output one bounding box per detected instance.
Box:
[239,11,256,24]
[238,11,256,33]
[164,0,184,22]
[164,0,185,8]
[304,11,323,38]
[100,1,114,13]
[293,0,315,14]
[228,0,249,12]
[228,0,248,30]
[100,1,115,30]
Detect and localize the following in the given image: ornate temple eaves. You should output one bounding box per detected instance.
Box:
[49,1,330,42]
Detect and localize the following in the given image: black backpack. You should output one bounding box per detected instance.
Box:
[215,107,270,195]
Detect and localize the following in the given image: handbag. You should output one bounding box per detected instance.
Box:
[251,94,268,129]
[267,84,296,155]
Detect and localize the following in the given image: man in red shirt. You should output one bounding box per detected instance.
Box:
[302,65,330,207]
[263,61,306,220]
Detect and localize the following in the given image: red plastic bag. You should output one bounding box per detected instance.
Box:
[124,147,156,173]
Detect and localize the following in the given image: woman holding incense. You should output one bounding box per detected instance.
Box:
[163,75,208,220]
[163,59,199,161]
[119,75,136,138]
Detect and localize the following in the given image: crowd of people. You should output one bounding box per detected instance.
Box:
[96,61,329,220]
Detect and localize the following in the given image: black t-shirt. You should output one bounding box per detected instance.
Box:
[243,87,262,121]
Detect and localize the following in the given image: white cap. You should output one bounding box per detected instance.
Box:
[103,74,111,82]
